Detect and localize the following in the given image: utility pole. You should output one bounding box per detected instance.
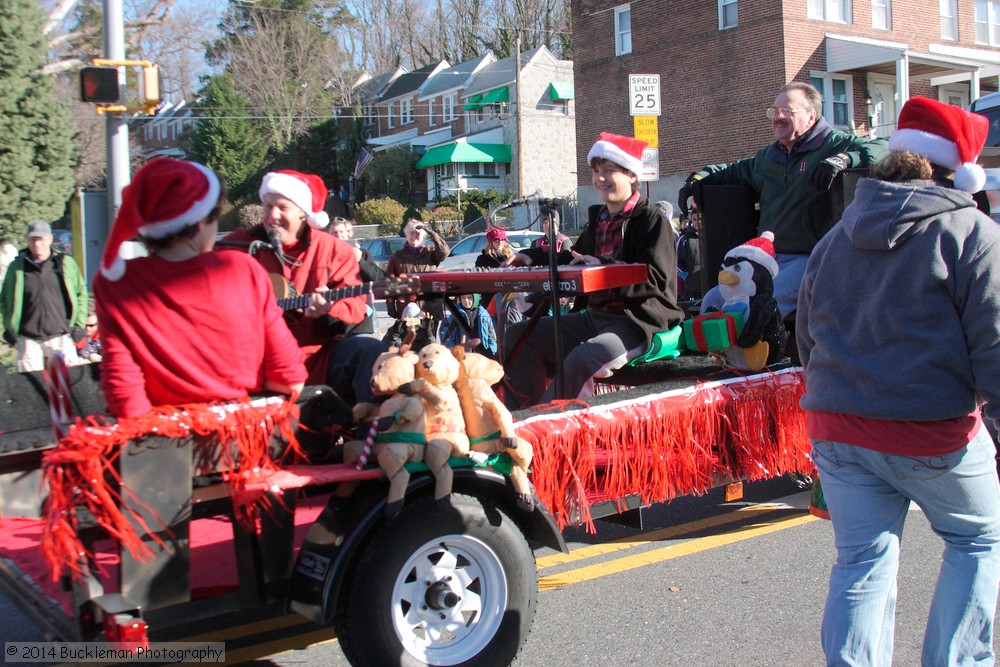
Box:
[104,0,130,224]
[515,35,523,198]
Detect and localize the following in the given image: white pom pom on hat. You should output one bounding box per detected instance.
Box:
[888,96,989,193]
[726,231,779,278]
[259,170,331,229]
[101,158,221,281]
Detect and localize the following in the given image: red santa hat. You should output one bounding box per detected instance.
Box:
[888,96,989,193]
[586,132,647,176]
[101,157,221,281]
[259,170,330,229]
[726,231,778,278]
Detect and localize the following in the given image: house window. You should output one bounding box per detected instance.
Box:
[400,99,413,125]
[872,0,890,29]
[387,104,394,129]
[808,0,850,22]
[428,98,435,126]
[811,74,853,129]
[614,5,632,56]
[443,94,456,122]
[941,0,957,39]
[719,0,738,29]
[975,0,1000,45]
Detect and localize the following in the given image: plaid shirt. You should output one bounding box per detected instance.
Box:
[587,191,639,313]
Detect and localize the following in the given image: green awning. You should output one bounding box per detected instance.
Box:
[416,142,513,169]
[549,81,574,101]
[463,93,484,111]
[480,87,509,104]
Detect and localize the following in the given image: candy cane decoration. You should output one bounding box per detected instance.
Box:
[355,421,379,471]
[44,350,73,440]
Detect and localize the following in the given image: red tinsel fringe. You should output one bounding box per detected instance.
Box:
[40,397,300,582]
[516,369,812,532]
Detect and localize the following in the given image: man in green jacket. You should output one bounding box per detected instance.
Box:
[1,221,88,372]
[677,81,888,317]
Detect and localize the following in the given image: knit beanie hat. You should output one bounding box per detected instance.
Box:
[259,170,331,229]
[486,227,507,242]
[587,132,647,176]
[726,231,778,278]
[102,157,221,281]
[888,96,989,193]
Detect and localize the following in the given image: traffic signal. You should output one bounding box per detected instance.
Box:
[79,66,121,104]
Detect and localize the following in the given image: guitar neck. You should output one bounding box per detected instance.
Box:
[277,283,373,311]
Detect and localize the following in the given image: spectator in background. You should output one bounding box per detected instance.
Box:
[385,219,449,321]
[330,217,384,282]
[75,307,102,363]
[1,220,87,372]
[440,293,497,358]
[530,206,572,254]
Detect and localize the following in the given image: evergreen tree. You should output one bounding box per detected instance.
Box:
[188,74,268,201]
[0,0,78,242]
[359,146,419,205]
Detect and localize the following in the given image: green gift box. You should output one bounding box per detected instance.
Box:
[682,311,745,351]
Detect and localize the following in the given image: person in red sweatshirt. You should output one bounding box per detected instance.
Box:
[225,171,386,406]
[94,158,307,418]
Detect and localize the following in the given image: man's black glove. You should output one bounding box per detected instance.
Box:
[2,330,15,347]
[677,171,707,216]
[808,153,851,191]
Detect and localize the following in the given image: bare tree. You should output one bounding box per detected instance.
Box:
[227,13,346,152]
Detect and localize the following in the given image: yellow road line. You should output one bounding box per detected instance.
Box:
[539,513,818,591]
[179,612,307,643]
[537,504,794,569]
[222,628,337,663]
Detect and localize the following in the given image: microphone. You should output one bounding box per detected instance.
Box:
[268,227,286,264]
[539,197,567,207]
[506,190,543,207]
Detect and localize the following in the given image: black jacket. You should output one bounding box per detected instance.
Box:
[519,196,684,347]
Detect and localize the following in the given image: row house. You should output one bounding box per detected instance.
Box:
[133,100,197,161]
[360,46,576,210]
[572,0,1000,206]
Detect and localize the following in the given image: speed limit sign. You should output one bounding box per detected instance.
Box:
[629,74,660,116]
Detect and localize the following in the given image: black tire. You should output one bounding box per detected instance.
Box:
[335,493,537,667]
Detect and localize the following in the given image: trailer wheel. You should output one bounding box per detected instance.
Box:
[336,493,537,667]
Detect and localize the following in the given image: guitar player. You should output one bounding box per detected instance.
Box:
[223,170,386,409]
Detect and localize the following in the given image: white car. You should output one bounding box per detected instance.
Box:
[436,231,544,271]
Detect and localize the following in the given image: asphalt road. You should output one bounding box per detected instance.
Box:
[1,475,993,666]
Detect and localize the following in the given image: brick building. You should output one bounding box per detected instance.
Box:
[572,0,1000,205]
[358,46,576,213]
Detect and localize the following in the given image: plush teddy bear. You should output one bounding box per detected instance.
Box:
[451,346,535,511]
[344,345,431,518]
[700,231,788,371]
[402,342,470,510]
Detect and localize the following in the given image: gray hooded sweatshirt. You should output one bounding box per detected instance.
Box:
[797,177,1000,433]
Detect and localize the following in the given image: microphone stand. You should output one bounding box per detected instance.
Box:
[545,202,566,399]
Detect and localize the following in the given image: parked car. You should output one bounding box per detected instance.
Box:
[436,231,544,271]
[361,237,407,270]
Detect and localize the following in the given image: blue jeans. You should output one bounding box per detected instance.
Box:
[326,334,386,405]
[774,253,809,318]
[812,428,1000,666]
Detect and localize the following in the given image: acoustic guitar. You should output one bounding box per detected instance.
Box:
[269,274,420,312]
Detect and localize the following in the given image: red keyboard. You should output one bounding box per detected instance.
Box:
[414,264,648,295]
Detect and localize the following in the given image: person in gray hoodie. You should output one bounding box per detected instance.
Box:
[798,96,1000,666]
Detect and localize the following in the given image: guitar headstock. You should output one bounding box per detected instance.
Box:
[378,276,421,297]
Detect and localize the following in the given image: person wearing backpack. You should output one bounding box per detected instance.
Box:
[1,220,88,372]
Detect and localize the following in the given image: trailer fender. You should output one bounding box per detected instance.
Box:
[289,467,566,626]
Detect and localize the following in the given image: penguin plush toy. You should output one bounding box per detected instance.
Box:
[700,231,789,371]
